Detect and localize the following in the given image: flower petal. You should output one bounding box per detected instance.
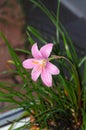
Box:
[41,69,52,87]
[46,62,60,75]
[31,43,42,59]
[40,43,53,58]
[22,59,34,69]
[31,65,42,81]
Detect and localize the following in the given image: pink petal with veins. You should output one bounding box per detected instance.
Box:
[40,43,53,58]
[46,62,60,75]
[31,65,42,81]
[22,59,34,69]
[41,69,52,87]
[31,43,42,59]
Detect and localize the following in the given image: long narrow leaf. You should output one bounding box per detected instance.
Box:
[0,32,29,83]
[27,26,46,43]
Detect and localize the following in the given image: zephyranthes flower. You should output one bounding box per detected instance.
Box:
[22,43,60,87]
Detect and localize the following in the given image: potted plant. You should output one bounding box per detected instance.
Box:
[0,0,86,130]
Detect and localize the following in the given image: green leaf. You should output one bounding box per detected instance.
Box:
[27,26,46,43]
[26,31,35,45]
[14,48,31,55]
[60,24,78,64]
[0,32,29,83]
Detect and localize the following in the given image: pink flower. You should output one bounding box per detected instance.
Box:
[22,43,60,87]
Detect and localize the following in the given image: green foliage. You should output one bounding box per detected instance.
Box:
[0,0,86,129]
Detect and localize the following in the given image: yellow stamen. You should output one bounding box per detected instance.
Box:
[32,60,39,65]
[40,59,47,69]
[32,59,47,69]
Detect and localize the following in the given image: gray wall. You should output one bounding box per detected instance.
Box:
[61,0,86,18]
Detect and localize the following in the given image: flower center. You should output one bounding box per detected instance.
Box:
[39,59,47,68]
[32,59,47,69]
